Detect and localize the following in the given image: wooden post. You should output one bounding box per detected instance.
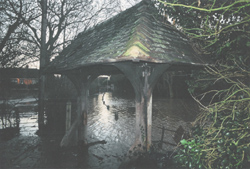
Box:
[165,72,174,98]
[66,101,71,132]
[115,63,169,151]
[60,81,88,146]
[147,93,152,150]
[60,74,97,147]
[78,86,88,142]
[160,126,165,148]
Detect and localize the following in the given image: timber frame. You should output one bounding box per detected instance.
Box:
[59,62,170,151]
[44,0,209,154]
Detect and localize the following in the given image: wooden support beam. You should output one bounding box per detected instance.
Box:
[77,84,88,142]
[60,73,97,147]
[147,94,152,150]
[115,62,170,151]
[60,117,80,146]
[66,101,71,132]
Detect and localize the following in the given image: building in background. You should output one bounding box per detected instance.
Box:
[0,68,39,99]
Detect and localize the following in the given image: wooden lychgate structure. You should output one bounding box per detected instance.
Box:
[45,0,208,151]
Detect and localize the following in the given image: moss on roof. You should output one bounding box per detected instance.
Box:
[47,0,207,72]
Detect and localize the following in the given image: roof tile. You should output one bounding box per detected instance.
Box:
[47,0,208,72]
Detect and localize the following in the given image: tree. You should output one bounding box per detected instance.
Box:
[0,0,38,68]
[24,0,132,66]
[0,0,139,68]
[157,0,250,168]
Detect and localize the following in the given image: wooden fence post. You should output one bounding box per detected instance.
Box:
[66,101,71,132]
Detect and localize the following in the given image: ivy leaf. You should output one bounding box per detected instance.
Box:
[180,139,188,145]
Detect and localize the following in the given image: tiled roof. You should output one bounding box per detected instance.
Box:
[47,0,207,73]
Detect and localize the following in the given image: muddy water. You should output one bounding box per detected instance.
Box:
[0,93,200,168]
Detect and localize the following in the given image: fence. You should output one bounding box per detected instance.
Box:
[0,103,20,129]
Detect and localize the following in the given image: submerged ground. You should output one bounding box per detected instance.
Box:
[0,92,199,168]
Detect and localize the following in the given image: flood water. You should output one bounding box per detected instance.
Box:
[0,92,200,168]
[85,92,199,168]
[0,97,38,132]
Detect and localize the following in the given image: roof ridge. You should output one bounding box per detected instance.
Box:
[58,1,147,61]
[47,0,209,73]
[119,1,162,59]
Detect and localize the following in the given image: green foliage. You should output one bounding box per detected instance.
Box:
[174,139,206,168]
[186,70,215,94]
[174,65,250,169]
[175,85,250,168]
[193,73,250,168]
[158,0,250,168]
[158,0,250,87]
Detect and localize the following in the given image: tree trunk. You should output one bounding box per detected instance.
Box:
[38,0,47,131]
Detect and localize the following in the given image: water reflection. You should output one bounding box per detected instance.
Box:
[87,92,199,154]
[84,92,200,168]
[19,111,38,136]
[0,97,38,137]
[87,92,135,151]
[152,98,199,150]
[0,93,200,169]
[94,92,113,128]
